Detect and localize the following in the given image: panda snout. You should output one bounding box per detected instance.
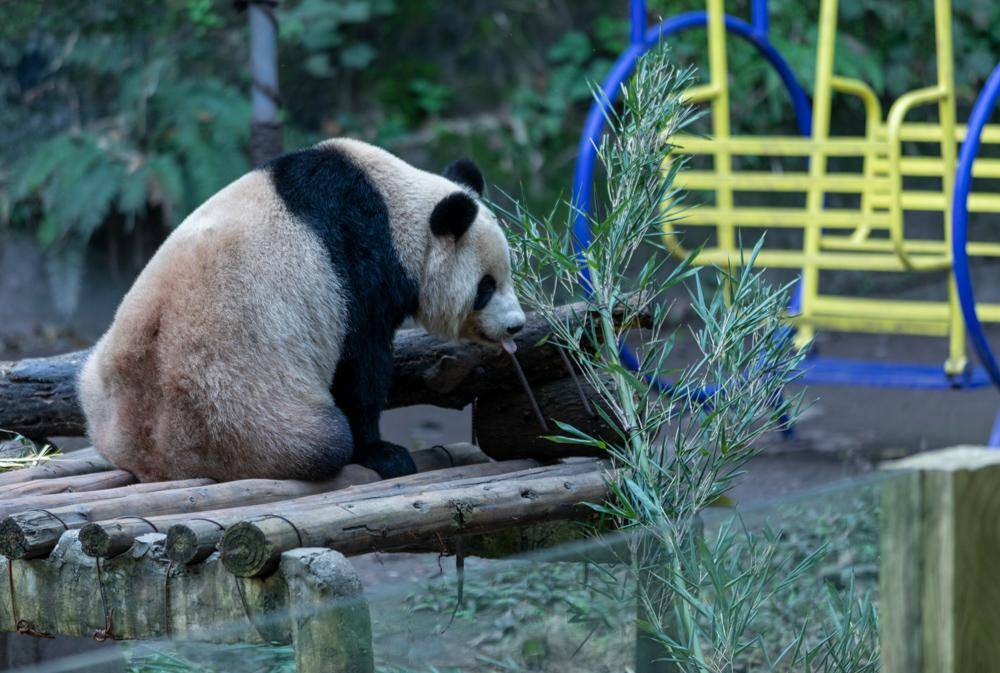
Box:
[506,321,524,335]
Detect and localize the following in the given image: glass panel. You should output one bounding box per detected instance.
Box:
[4,472,884,673]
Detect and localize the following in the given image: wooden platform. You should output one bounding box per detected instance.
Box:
[0,446,610,673]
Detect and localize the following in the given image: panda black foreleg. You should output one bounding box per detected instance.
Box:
[332,344,417,480]
[358,440,417,480]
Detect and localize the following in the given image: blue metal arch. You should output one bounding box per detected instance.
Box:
[952,62,1000,388]
[569,7,812,387]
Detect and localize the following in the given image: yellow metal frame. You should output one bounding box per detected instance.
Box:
[665,0,1000,375]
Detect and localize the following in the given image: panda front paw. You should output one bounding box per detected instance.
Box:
[358,441,417,479]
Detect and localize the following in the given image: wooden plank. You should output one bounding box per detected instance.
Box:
[0,478,214,518]
[0,350,88,440]
[0,470,136,498]
[880,468,923,673]
[880,446,1000,673]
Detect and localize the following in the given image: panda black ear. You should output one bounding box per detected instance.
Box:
[430,192,478,241]
[443,157,485,196]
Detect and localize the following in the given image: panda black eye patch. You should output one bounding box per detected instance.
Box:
[473,274,496,311]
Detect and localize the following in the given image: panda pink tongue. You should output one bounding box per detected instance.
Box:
[500,337,518,354]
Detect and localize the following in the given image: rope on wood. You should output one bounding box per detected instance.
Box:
[7,561,53,638]
[23,508,69,532]
[163,561,173,637]
[266,513,304,548]
[92,558,117,642]
[234,574,255,628]
[115,515,160,534]
[184,517,226,531]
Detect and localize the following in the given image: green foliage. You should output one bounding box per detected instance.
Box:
[280,0,396,76]
[503,44,878,671]
[3,0,999,307]
[0,1,249,248]
[8,0,997,246]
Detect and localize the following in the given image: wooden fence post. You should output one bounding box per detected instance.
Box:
[881,446,1000,673]
[281,548,374,673]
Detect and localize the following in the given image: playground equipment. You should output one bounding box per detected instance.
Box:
[572,0,1000,437]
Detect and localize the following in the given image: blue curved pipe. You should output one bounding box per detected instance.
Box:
[952,62,1000,388]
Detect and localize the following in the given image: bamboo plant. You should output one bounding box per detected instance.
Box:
[500,45,879,673]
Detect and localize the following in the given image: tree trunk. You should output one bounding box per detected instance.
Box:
[0,300,645,439]
[474,374,616,460]
[0,350,91,441]
[247,0,282,166]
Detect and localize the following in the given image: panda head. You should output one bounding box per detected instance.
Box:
[415,158,526,350]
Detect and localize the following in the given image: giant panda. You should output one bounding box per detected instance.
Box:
[77,138,526,482]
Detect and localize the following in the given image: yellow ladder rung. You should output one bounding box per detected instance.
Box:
[896,122,1000,144]
[870,156,1000,179]
[690,247,950,271]
[821,237,1000,258]
[792,313,950,337]
[682,207,891,228]
[680,171,890,192]
[674,135,881,157]
[869,191,1000,212]
[812,296,949,320]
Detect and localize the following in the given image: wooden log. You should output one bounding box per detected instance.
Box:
[0,349,88,440]
[474,375,615,460]
[0,469,136,498]
[0,478,213,518]
[881,446,1000,673]
[409,442,490,471]
[0,300,647,437]
[220,461,611,577]
[0,447,111,488]
[162,459,580,567]
[89,458,539,563]
[0,465,381,559]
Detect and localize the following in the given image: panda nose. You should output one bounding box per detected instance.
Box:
[506,322,524,335]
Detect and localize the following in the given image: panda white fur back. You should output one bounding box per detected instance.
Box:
[77,138,525,482]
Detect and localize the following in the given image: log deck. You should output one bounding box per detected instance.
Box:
[0,445,610,673]
[0,298,637,671]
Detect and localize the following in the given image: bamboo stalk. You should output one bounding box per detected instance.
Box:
[85,459,540,562]
[219,462,611,577]
[0,469,136,498]
[0,467,380,559]
[0,478,214,518]
[0,448,112,488]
